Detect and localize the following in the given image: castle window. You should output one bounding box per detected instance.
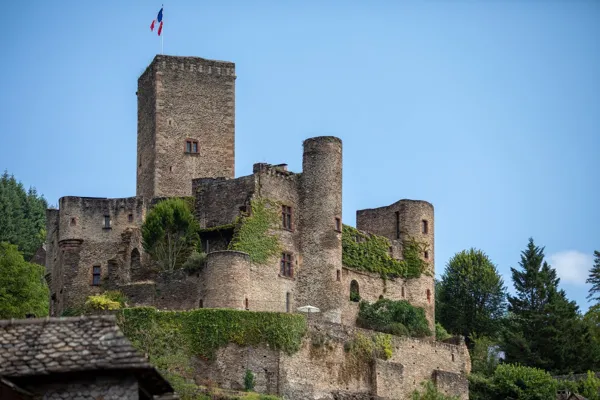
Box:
[282,205,292,230]
[335,217,341,232]
[199,299,204,308]
[286,292,291,313]
[245,298,249,310]
[92,265,101,286]
[422,220,428,234]
[452,353,455,362]
[128,213,134,222]
[103,215,111,229]
[350,280,360,302]
[427,289,431,303]
[280,253,293,278]
[185,139,199,154]
[395,211,400,239]
[424,251,429,260]
[70,218,76,226]
[402,287,405,298]
[336,270,341,281]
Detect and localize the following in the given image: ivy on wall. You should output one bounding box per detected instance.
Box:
[341,225,428,279]
[228,198,282,264]
[117,307,307,361]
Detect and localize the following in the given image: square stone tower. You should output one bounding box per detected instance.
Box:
[136,55,236,199]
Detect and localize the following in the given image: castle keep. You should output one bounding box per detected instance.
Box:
[45,54,469,399]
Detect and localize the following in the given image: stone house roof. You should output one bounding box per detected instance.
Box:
[0,315,173,396]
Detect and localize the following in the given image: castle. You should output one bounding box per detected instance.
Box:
[45,54,469,399]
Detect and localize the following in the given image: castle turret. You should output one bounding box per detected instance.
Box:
[136,55,236,199]
[357,199,435,331]
[298,136,344,323]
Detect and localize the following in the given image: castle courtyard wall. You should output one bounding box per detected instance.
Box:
[194,321,470,400]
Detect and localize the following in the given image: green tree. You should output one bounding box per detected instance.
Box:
[436,249,507,344]
[503,238,599,374]
[586,250,600,303]
[0,171,47,260]
[0,242,49,318]
[142,198,199,272]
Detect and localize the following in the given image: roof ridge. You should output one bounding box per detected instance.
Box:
[0,314,116,327]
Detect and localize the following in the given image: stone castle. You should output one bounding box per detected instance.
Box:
[44,54,470,399]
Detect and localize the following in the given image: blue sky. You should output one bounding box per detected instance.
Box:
[1,1,598,312]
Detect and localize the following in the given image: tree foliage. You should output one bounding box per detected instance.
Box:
[0,242,49,318]
[587,250,600,303]
[503,238,599,374]
[0,171,48,260]
[356,298,431,338]
[142,198,199,272]
[436,248,506,344]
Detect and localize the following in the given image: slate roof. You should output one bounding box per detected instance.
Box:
[0,315,173,395]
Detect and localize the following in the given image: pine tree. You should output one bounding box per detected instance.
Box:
[586,250,600,303]
[0,171,48,260]
[503,238,599,374]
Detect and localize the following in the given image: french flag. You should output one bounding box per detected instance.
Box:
[150,7,163,36]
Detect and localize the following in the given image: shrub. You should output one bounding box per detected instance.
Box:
[435,322,451,341]
[357,298,431,337]
[182,250,207,272]
[84,294,121,311]
[244,369,255,391]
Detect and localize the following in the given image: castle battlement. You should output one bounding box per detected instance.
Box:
[140,55,236,80]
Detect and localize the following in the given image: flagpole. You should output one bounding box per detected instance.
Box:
[161,4,164,54]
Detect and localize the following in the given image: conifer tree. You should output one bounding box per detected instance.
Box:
[586,250,600,303]
[0,171,47,260]
[503,238,599,374]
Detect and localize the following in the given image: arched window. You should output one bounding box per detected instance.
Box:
[426,289,431,303]
[350,280,360,302]
[130,248,141,281]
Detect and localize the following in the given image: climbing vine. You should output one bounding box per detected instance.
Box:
[342,225,429,279]
[117,307,307,361]
[228,198,282,264]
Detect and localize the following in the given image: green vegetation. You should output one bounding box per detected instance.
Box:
[84,294,121,311]
[0,171,48,261]
[342,225,428,279]
[0,242,49,318]
[142,198,200,272]
[182,250,207,272]
[244,369,255,391]
[435,322,451,341]
[586,250,600,302]
[411,381,459,400]
[345,331,393,361]
[357,298,431,338]
[117,307,301,400]
[469,364,558,400]
[503,238,599,374]
[117,307,307,360]
[228,198,281,264]
[436,248,506,346]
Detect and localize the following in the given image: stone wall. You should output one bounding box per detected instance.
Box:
[193,175,255,228]
[298,137,344,323]
[24,375,138,400]
[340,267,435,333]
[356,199,435,331]
[47,196,146,315]
[137,55,236,199]
[193,321,470,400]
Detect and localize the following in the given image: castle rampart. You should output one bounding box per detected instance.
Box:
[202,250,252,309]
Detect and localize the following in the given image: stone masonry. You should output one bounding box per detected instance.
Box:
[45,53,469,399]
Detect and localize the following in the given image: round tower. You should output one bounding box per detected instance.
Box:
[397,200,435,332]
[298,136,343,323]
[201,250,251,309]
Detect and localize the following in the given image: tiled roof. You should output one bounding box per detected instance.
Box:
[0,315,152,377]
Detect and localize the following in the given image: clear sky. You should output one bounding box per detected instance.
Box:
[1,1,598,312]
